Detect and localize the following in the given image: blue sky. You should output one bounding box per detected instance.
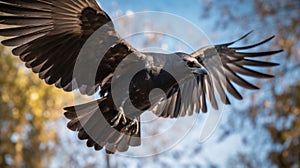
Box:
[99,0,217,39]
[51,1,283,167]
[89,0,242,167]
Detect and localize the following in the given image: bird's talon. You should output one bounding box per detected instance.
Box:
[111,108,127,127]
[125,119,139,135]
[121,115,127,125]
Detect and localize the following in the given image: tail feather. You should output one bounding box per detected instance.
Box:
[63,97,141,153]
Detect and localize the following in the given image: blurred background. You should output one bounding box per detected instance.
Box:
[0,0,299,167]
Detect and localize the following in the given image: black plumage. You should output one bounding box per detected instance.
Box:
[0,0,282,153]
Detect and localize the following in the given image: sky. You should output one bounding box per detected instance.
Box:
[0,0,294,167]
[50,1,275,167]
[84,0,246,167]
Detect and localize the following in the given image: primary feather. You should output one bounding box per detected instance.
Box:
[0,0,282,153]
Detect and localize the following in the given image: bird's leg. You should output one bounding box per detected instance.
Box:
[125,118,139,135]
[190,67,208,75]
[111,100,127,127]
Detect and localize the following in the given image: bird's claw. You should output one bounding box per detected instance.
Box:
[111,107,127,127]
[125,118,139,135]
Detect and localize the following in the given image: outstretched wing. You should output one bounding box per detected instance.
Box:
[0,0,137,94]
[153,32,282,118]
[0,0,145,153]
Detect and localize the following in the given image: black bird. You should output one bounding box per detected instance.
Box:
[0,0,282,153]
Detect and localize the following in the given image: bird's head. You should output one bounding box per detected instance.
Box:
[175,52,208,75]
[175,52,202,68]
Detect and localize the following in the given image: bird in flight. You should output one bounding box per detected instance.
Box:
[0,0,282,154]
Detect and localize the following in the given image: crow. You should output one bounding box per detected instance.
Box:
[0,0,282,153]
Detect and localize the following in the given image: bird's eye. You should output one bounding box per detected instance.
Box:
[187,61,194,67]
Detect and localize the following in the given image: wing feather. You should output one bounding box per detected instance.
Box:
[155,32,282,118]
[0,0,138,94]
[190,32,282,111]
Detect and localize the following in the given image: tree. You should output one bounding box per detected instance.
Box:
[266,83,300,167]
[0,46,73,168]
[200,0,300,167]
